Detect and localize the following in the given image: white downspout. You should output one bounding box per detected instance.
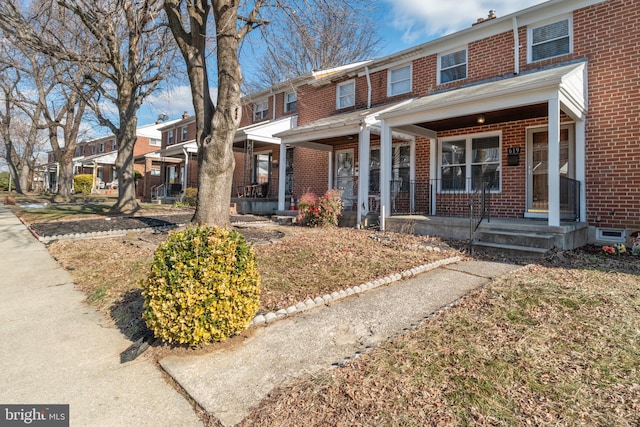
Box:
[278,143,287,211]
[365,66,372,109]
[273,94,277,120]
[513,16,520,75]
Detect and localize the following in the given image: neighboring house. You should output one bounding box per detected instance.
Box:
[44,118,182,194]
[272,0,639,249]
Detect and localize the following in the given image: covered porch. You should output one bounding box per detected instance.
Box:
[374,62,589,250]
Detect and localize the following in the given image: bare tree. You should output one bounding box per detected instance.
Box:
[0,58,46,194]
[248,0,380,89]
[0,0,176,213]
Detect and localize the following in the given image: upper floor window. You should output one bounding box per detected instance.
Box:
[111,141,117,151]
[149,138,161,147]
[284,92,297,112]
[99,142,105,153]
[528,17,572,62]
[336,80,355,109]
[439,133,501,193]
[181,126,188,141]
[388,64,412,96]
[167,130,174,145]
[438,48,467,84]
[253,100,268,121]
[91,145,96,154]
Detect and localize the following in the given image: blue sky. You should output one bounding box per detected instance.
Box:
[136,0,548,126]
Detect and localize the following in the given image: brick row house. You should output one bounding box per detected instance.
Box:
[151,0,638,250]
[44,119,181,195]
[270,0,638,249]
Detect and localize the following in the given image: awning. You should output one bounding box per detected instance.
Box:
[378,62,587,128]
[275,100,413,149]
[234,115,297,145]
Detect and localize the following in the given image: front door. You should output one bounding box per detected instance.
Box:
[526,125,574,216]
[335,149,354,208]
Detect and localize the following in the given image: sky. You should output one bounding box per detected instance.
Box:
[136,0,548,126]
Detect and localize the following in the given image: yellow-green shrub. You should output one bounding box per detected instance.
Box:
[182,187,198,206]
[141,225,260,345]
[74,174,93,194]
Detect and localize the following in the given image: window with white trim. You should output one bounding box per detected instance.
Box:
[439,133,501,192]
[528,17,572,62]
[388,64,412,96]
[336,80,355,109]
[284,92,297,112]
[149,138,161,147]
[111,140,118,151]
[99,142,104,153]
[438,48,467,84]
[167,130,174,145]
[91,145,96,154]
[181,126,188,141]
[151,167,161,176]
[253,100,268,121]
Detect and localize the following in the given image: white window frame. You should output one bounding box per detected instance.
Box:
[284,91,297,112]
[438,131,502,193]
[253,100,268,121]
[151,167,161,176]
[149,138,161,147]
[336,79,355,109]
[111,141,118,151]
[99,142,104,153]
[181,126,188,141]
[167,129,174,145]
[91,145,96,154]
[388,64,412,97]
[437,47,468,85]
[527,15,573,63]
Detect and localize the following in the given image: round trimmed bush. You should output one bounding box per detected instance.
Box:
[141,225,260,345]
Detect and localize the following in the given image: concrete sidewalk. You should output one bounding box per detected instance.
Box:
[161,257,521,426]
[0,205,201,426]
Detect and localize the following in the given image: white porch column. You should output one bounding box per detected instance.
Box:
[575,120,586,222]
[182,147,189,191]
[429,138,437,215]
[548,96,561,227]
[278,143,287,211]
[357,126,371,225]
[328,151,333,189]
[380,121,393,231]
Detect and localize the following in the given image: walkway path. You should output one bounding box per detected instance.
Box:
[0,205,201,426]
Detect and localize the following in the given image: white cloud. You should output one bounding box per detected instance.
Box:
[139,85,195,124]
[382,0,547,43]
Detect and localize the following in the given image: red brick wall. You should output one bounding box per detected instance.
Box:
[292,147,329,198]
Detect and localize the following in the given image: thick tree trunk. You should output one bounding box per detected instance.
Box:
[55,155,74,201]
[111,115,140,214]
[191,1,244,227]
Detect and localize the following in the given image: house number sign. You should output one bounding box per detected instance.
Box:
[507,147,521,154]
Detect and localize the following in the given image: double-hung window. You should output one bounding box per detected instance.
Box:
[439,133,501,192]
[336,80,355,109]
[438,48,467,84]
[529,17,572,62]
[181,126,188,141]
[388,64,412,96]
[284,92,297,112]
[167,130,174,145]
[253,101,268,121]
[369,144,411,193]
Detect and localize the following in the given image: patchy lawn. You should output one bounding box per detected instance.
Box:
[239,264,640,426]
[47,225,459,339]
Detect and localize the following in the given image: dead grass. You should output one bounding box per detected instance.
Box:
[47,225,459,337]
[239,265,640,426]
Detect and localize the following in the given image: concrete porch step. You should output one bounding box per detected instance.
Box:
[471,240,551,258]
[475,229,556,250]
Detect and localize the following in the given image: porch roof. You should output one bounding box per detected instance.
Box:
[234,115,297,146]
[274,100,413,149]
[378,61,588,130]
[154,140,198,158]
[75,151,117,167]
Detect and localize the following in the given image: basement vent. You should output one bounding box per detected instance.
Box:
[596,228,626,243]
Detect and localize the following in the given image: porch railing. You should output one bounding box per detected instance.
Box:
[151,183,166,201]
[468,181,491,252]
[388,180,431,215]
[560,176,580,221]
